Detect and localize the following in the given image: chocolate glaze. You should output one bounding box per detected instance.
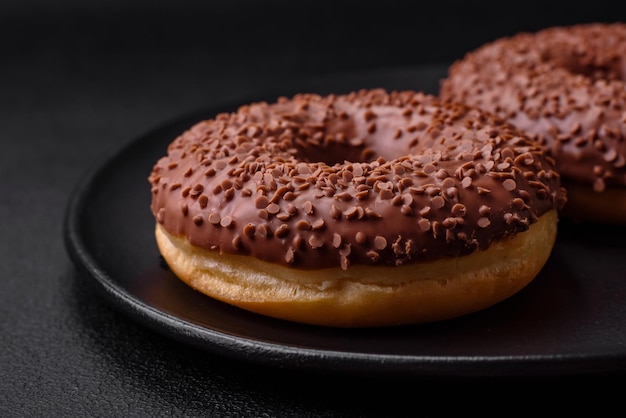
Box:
[440,22,626,192]
[149,89,565,269]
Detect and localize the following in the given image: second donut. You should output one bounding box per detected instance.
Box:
[440,22,626,223]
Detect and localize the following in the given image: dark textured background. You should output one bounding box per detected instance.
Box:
[2,1,626,416]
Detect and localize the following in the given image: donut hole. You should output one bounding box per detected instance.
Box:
[540,48,625,82]
[293,139,373,166]
[566,63,624,83]
[289,111,412,166]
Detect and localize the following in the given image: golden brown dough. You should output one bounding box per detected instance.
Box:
[155,210,557,327]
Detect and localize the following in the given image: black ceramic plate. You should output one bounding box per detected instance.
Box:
[64,65,626,378]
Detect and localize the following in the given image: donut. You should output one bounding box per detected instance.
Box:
[440,22,626,223]
[148,89,566,327]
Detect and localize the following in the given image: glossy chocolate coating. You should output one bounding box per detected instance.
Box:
[149,90,565,269]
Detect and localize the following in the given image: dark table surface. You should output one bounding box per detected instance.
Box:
[3,1,626,416]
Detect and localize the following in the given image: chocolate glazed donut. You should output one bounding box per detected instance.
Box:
[440,22,626,223]
[149,89,566,327]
